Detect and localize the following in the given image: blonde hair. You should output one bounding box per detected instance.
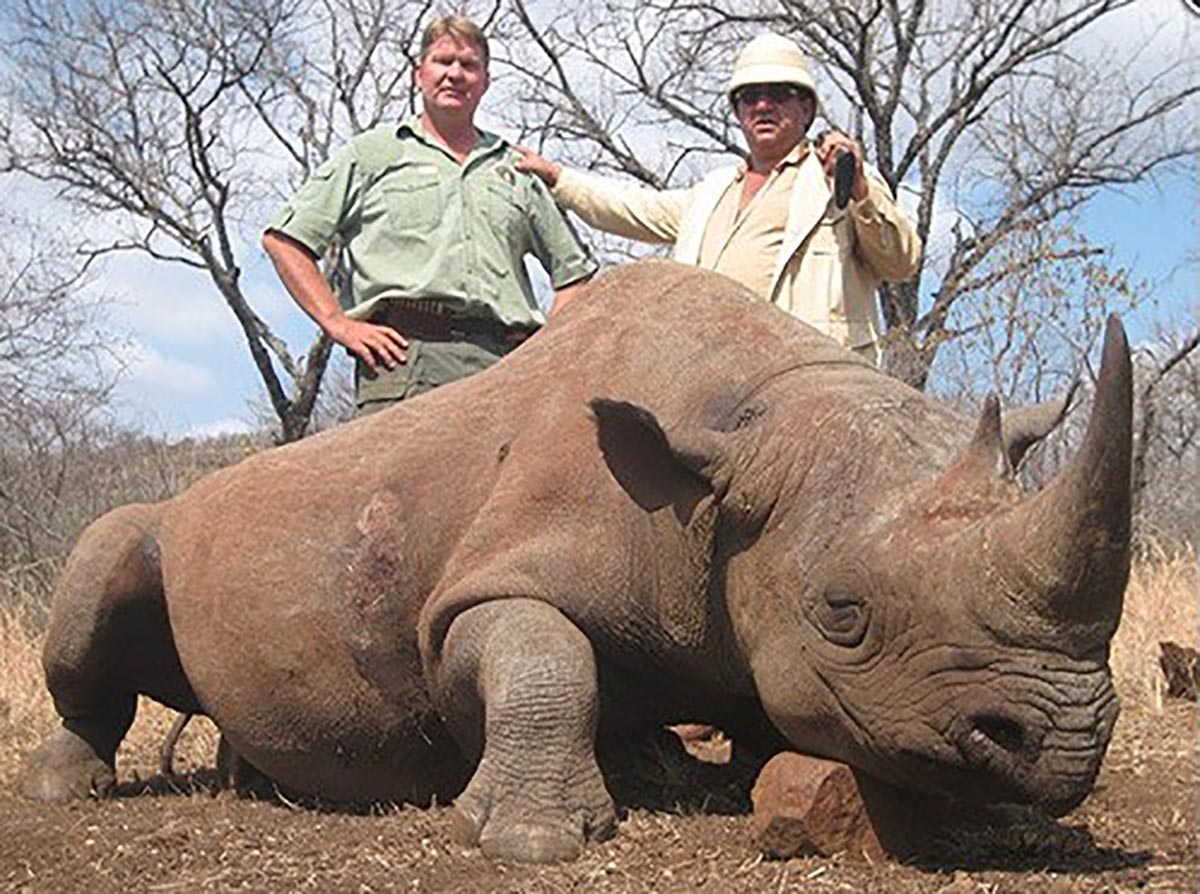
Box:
[420,15,489,66]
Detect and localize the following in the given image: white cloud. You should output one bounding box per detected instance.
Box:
[101,255,236,348]
[1077,0,1199,64]
[105,339,267,438]
[174,416,257,442]
[116,341,216,396]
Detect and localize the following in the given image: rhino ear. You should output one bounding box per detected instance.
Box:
[589,398,735,509]
[1001,379,1078,470]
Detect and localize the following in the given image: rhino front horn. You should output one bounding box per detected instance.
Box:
[994,315,1132,639]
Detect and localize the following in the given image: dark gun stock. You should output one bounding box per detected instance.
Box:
[834,151,856,209]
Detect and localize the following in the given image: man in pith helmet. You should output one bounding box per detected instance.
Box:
[518,32,920,364]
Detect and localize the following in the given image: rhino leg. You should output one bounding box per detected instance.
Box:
[215,735,274,798]
[436,598,617,863]
[20,504,197,801]
[20,702,134,801]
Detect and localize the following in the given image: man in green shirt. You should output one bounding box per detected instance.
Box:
[263,15,597,413]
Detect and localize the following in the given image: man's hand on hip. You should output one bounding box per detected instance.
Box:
[260,231,408,373]
[325,314,409,372]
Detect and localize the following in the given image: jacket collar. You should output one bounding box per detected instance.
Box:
[768,151,834,297]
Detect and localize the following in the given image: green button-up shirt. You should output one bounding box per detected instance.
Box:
[267,116,597,327]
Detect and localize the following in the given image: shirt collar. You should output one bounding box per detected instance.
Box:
[781,140,810,167]
[396,114,506,166]
[735,139,810,180]
[396,114,423,140]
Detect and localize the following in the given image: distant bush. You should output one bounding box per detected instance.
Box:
[0,417,269,616]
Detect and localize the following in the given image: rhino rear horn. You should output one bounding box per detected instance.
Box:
[994,315,1132,635]
[934,394,1013,494]
[965,393,1012,479]
[945,380,1079,485]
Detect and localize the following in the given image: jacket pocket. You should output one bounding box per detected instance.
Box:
[807,211,851,258]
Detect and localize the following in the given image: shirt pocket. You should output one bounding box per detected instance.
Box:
[376,165,443,234]
[479,179,525,245]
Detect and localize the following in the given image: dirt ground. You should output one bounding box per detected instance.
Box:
[1,699,1195,894]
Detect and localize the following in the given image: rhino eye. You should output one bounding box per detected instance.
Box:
[812,589,870,648]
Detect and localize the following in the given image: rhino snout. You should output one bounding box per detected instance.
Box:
[951,704,1108,816]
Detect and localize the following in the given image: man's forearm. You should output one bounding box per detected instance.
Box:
[515,146,684,247]
[850,176,923,283]
[262,230,345,333]
[553,169,686,246]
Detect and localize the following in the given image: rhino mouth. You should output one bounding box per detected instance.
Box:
[951,712,1096,816]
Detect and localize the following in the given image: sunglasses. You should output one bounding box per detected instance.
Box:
[733,84,806,108]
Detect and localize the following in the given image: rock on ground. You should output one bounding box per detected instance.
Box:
[750,753,945,861]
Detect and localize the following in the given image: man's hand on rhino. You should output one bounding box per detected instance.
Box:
[514,145,563,189]
[324,313,408,372]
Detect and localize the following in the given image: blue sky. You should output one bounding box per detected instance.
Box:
[1082,174,1197,317]
[12,0,1195,438]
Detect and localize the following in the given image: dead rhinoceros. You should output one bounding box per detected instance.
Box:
[21,260,1131,863]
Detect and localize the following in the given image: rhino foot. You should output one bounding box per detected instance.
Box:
[450,760,617,863]
[437,598,619,862]
[19,727,116,802]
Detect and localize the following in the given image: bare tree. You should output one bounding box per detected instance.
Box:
[1,0,1192,442]
[0,206,119,598]
[931,219,1145,406]
[0,207,116,419]
[496,0,1198,389]
[0,0,498,441]
[1131,322,1199,544]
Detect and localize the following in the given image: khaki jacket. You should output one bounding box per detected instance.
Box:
[554,151,921,363]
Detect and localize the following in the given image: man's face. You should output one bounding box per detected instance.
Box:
[733,84,814,160]
[416,35,489,120]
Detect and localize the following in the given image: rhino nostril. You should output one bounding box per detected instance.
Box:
[971,714,1027,754]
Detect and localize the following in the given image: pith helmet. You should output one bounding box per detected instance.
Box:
[727,33,818,104]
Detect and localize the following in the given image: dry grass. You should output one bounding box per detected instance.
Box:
[1111,544,1199,708]
[0,592,219,789]
[1,552,1195,791]
[0,598,52,782]
[1,430,270,609]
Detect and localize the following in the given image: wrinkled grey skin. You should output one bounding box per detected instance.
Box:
[20,261,1132,863]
